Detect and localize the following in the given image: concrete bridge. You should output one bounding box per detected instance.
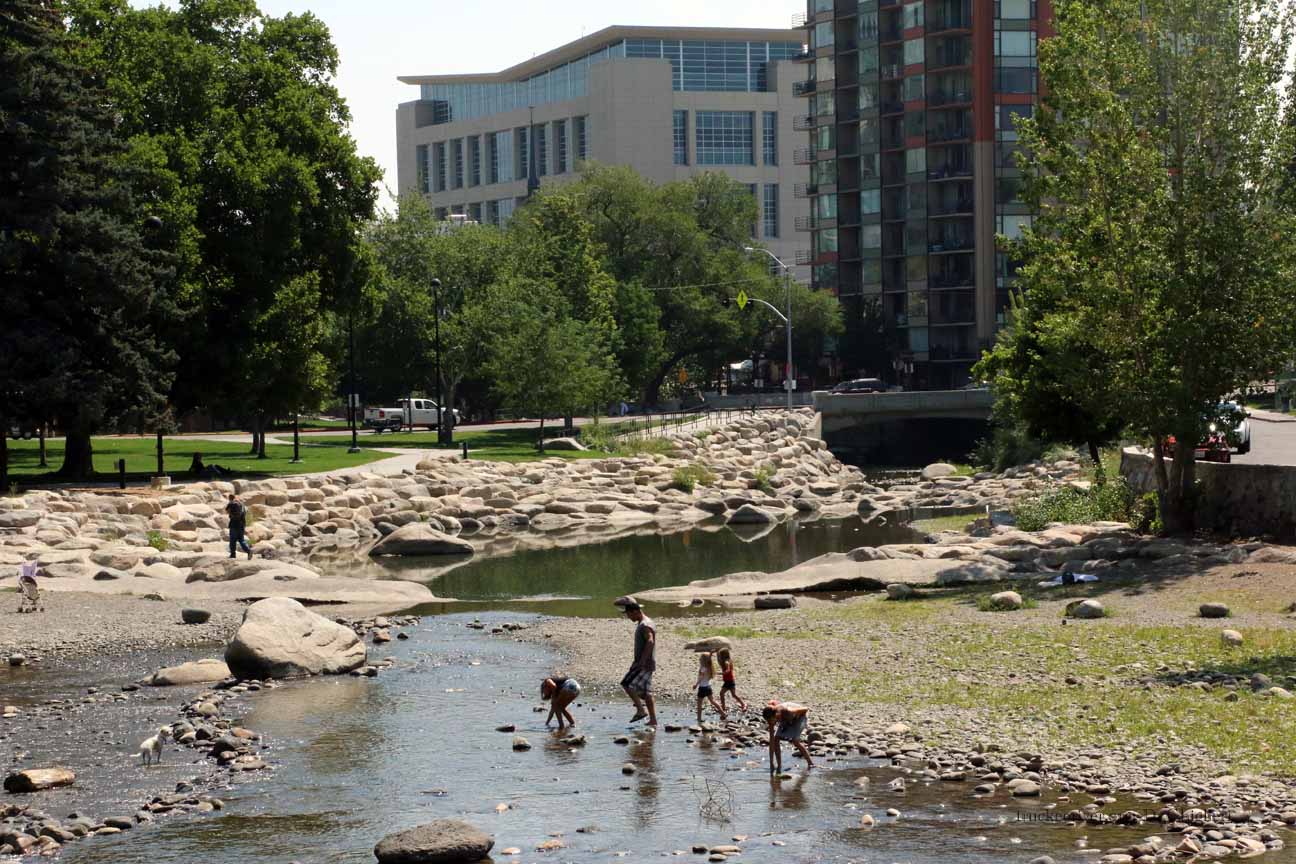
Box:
[812,389,994,465]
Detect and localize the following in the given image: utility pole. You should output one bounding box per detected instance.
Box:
[743,247,795,411]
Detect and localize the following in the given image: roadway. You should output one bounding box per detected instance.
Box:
[1231,409,1296,466]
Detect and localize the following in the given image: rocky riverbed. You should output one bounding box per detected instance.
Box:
[0,411,1080,610]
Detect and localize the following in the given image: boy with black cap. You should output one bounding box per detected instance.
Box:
[615,595,657,726]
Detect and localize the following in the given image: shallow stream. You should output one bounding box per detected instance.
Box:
[52,614,1180,864]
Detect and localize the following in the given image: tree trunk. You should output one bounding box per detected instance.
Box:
[1160,438,1196,535]
[1087,440,1102,479]
[537,416,545,454]
[57,429,95,480]
[0,412,8,493]
[256,415,268,459]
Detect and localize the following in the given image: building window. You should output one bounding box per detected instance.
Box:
[468,137,481,187]
[486,199,499,225]
[695,111,754,166]
[763,184,779,239]
[624,39,802,93]
[468,202,482,222]
[574,116,588,162]
[516,126,529,178]
[762,111,777,166]
[496,130,514,183]
[415,144,429,194]
[486,134,499,184]
[434,207,447,220]
[498,197,516,223]
[673,110,688,165]
[535,123,548,177]
[450,139,463,189]
[555,119,568,173]
[432,142,446,193]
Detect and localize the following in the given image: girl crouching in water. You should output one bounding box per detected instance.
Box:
[541,676,581,730]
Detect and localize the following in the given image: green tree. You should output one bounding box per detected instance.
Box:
[66,0,380,446]
[1001,0,1296,530]
[477,278,619,448]
[975,294,1124,468]
[0,0,178,481]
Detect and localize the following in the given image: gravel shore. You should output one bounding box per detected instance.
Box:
[515,558,1296,833]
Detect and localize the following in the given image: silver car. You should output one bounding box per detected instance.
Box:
[1213,402,1251,454]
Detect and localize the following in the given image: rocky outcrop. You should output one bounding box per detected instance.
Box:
[224,597,366,679]
[368,523,474,557]
[147,658,231,687]
[373,820,494,864]
[4,768,75,793]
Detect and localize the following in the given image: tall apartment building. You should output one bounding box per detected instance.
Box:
[795,0,1052,389]
[395,26,811,274]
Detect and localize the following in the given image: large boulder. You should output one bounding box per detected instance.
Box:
[754,595,796,610]
[921,463,958,480]
[4,768,75,793]
[726,504,775,525]
[147,658,231,687]
[373,820,494,864]
[1067,599,1106,620]
[368,523,474,558]
[1198,602,1230,619]
[225,597,366,679]
[541,437,587,452]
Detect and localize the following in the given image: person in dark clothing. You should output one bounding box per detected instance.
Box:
[225,493,252,560]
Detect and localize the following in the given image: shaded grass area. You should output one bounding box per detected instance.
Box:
[4,437,388,485]
[673,624,815,641]
[309,426,607,463]
[912,514,976,534]
[831,600,1296,774]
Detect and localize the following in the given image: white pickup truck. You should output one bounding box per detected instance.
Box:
[363,398,459,433]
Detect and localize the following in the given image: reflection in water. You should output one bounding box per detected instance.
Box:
[348,516,924,619]
[60,615,1214,864]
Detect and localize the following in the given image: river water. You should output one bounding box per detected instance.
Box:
[58,614,1166,864]
[18,517,1293,863]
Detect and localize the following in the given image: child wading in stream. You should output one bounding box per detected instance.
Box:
[694,653,727,724]
[717,649,748,713]
[763,700,815,774]
[541,676,581,730]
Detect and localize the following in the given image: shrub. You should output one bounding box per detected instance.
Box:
[670,463,716,493]
[752,466,775,494]
[146,530,169,552]
[1012,477,1137,532]
[972,419,1049,472]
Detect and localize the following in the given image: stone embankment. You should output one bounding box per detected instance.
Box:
[639,520,1268,603]
[0,413,1085,606]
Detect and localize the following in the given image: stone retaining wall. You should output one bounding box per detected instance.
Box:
[1121,448,1296,537]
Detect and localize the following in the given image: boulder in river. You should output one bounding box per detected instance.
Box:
[726,504,775,525]
[147,658,231,687]
[368,523,474,558]
[754,595,796,610]
[373,819,494,864]
[683,636,733,654]
[1066,599,1106,620]
[4,767,75,793]
[921,463,958,480]
[224,597,366,679]
[541,437,586,452]
[181,608,212,625]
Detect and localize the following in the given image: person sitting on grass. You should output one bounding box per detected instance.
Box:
[763,700,815,775]
[541,675,581,730]
[695,652,727,724]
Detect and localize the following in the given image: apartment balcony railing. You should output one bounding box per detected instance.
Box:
[794,77,834,97]
[792,11,809,27]
[794,215,817,232]
[930,202,974,217]
[929,241,975,253]
[836,106,862,124]
[792,114,819,131]
[928,15,972,34]
[793,148,819,165]
[793,183,819,198]
[928,166,975,181]
[881,64,905,81]
[794,249,815,266]
[931,273,975,289]
[880,100,904,115]
[880,27,902,43]
[928,90,973,107]
[929,127,970,142]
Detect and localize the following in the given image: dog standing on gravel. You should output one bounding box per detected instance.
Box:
[139,726,172,766]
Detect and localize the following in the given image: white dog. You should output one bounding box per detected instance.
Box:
[139,726,172,766]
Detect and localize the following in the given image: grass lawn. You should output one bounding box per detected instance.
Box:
[4,436,389,485]
[911,513,977,534]
[308,426,608,464]
[827,593,1296,774]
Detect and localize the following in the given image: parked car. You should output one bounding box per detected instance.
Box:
[363,398,459,433]
[831,378,886,394]
[1216,401,1251,454]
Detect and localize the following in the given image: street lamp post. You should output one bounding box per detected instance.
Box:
[431,277,449,446]
[347,312,360,453]
[743,247,795,412]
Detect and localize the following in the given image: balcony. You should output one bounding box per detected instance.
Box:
[928,166,975,181]
[792,11,809,27]
[792,114,818,131]
[794,249,815,266]
[931,272,974,289]
[929,240,974,254]
[836,106,861,124]
[881,64,904,81]
[793,148,819,165]
[930,201,974,217]
[794,215,817,232]
[880,27,902,43]
[928,90,972,107]
[794,78,831,97]
[880,100,904,116]
[929,126,970,143]
[793,182,819,198]
[927,14,972,35]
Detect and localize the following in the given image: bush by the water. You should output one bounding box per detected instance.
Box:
[1013,478,1136,532]
[670,463,716,493]
[973,419,1076,472]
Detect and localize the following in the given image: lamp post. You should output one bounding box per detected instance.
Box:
[743,247,795,411]
[347,312,360,453]
[431,277,449,446]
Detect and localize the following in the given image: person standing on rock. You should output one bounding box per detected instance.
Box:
[615,596,657,727]
[225,493,253,560]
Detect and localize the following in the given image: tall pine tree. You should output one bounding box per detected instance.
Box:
[0,0,176,481]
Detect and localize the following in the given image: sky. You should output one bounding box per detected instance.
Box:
[146,0,802,207]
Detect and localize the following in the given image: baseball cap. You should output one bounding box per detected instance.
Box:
[614,595,642,611]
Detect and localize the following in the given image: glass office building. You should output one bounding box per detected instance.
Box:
[794,0,1052,389]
